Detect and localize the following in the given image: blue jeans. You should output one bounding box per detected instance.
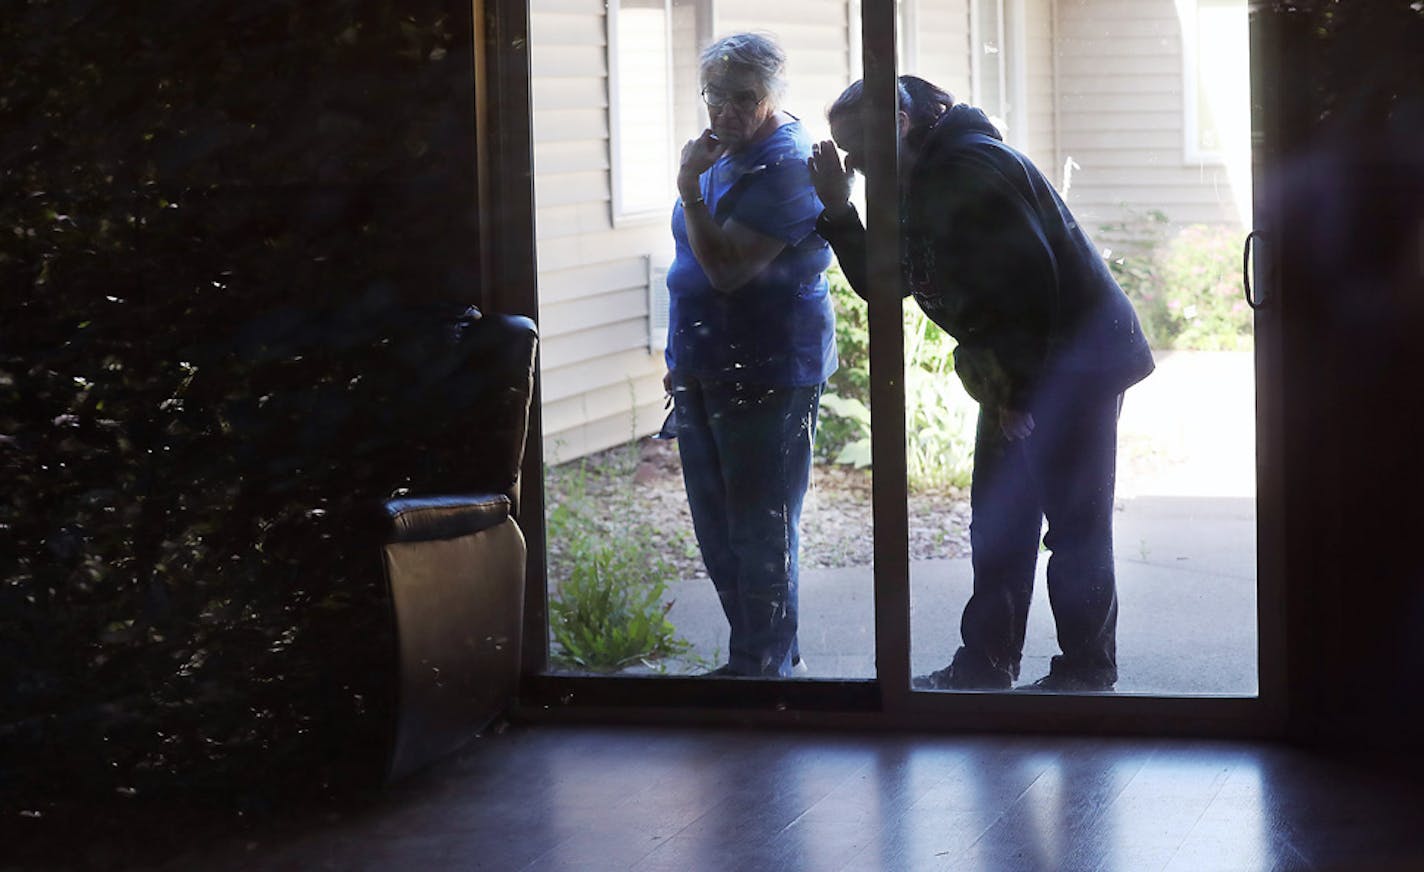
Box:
[672,374,822,677]
[952,376,1123,687]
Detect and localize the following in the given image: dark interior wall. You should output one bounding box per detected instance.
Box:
[1,0,487,810]
[1266,2,1424,745]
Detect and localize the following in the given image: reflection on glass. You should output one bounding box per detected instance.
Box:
[894,0,1253,698]
[1101,751,1270,868]
[533,8,874,679]
[532,0,1258,695]
[814,1,1258,697]
[865,743,1287,868]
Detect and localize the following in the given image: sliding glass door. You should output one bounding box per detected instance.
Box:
[508,0,1282,725]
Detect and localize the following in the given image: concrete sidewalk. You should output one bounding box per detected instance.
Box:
[660,351,1260,695]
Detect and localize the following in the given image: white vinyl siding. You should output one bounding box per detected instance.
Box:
[1021,0,1056,177]
[532,0,670,463]
[907,1,1039,155]
[1053,0,1249,233]
[671,0,710,150]
[907,0,973,100]
[715,0,855,145]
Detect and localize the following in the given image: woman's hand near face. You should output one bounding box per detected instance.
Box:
[675,124,786,292]
[808,140,854,217]
[679,129,725,197]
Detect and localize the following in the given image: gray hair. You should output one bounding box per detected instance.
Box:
[699,32,787,104]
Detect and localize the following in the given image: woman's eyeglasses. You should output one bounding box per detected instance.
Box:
[700,86,763,112]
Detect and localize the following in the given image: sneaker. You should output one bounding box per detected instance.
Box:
[911,662,1012,691]
[1015,672,1115,693]
[704,660,810,678]
[700,664,744,677]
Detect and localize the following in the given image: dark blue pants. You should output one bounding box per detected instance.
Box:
[672,375,821,677]
[952,378,1123,687]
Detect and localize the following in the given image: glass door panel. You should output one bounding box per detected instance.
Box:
[524,0,1267,702]
[529,0,876,680]
[902,0,1259,696]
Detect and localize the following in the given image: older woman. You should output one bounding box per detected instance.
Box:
[664,32,837,678]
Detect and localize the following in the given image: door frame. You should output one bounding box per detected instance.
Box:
[490,0,1288,738]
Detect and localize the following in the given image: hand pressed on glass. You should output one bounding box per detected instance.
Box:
[807,140,854,219]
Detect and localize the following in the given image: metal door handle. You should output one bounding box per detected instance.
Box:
[1243,230,1265,310]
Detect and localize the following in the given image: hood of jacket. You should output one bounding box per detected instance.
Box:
[914,103,1003,168]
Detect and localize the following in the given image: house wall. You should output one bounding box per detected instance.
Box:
[907,0,1054,176]
[1021,0,1057,179]
[718,1,855,144]
[908,0,972,101]
[1053,0,1248,240]
[530,0,673,463]
[896,1,1058,184]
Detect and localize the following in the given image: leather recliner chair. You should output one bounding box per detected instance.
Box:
[375,311,537,783]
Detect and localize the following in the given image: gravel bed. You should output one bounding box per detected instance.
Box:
[544,437,970,582]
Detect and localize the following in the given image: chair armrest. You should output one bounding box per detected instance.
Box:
[381,494,511,543]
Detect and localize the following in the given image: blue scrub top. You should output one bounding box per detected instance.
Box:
[665,118,838,387]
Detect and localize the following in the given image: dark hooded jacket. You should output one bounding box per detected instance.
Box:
[817,104,1155,409]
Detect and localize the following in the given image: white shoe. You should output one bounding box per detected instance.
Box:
[791,657,810,676]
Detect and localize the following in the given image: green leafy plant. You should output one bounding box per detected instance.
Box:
[544,461,692,672]
[1101,209,1172,347]
[1103,212,1251,350]
[819,265,977,491]
[819,265,872,462]
[819,371,977,491]
[548,544,688,672]
[902,367,978,490]
[819,392,873,468]
[1156,224,1253,350]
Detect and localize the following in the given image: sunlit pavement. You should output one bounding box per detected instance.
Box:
[662,351,1259,695]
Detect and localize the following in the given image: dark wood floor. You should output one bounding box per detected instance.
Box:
[171,725,1424,872]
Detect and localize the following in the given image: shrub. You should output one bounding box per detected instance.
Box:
[820,266,872,462]
[548,542,688,672]
[819,265,976,491]
[901,367,978,490]
[544,459,692,672]
[819,369,977,492]
[1104,212,1252,350]
[1157,224,1253,350]
[1102,210,1173,348]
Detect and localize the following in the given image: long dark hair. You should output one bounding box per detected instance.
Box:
[827,75,955,150]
